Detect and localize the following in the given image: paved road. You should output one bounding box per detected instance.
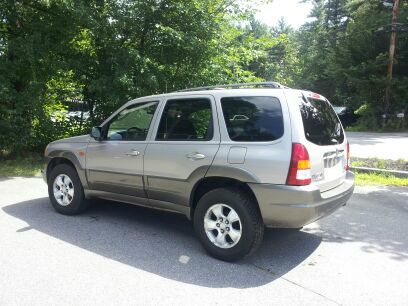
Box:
[1,177,407,305]
[346,132,408,160]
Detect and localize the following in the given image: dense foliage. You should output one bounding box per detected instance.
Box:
[0,0,407,154]
[297,0,408,130]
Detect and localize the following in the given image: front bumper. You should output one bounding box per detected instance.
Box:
[249,171,355,228]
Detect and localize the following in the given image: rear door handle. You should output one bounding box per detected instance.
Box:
[126,149,140,157]
[186,152,206,160]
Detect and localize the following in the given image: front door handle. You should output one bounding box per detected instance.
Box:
[126,149,140,157]
[186,152,206,160]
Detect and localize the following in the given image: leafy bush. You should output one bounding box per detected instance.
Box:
[348,103,407,132]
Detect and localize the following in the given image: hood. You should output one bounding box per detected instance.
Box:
[52,134,91,144]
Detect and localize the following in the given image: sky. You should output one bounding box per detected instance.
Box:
[255,0,313,29]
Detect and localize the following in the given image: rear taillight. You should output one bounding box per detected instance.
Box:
[286,143,311,186]
[346,141,350,171]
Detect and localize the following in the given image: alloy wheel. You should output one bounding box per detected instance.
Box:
[53,174,74,206]
[204,203,242,249]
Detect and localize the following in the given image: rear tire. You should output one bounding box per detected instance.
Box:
[48,164,89,215]
[194,187,264,261]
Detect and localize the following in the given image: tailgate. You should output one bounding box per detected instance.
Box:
[308,142,347,192]
[298,93,347,192]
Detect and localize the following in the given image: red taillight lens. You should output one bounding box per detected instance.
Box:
[346,141,350,171]
[286,143,312,186]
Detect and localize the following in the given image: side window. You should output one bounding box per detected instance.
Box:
[221,96,284,142]
[156,98,213,141]
[106,102,158,141]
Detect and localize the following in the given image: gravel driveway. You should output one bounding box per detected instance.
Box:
[0,177,407,305]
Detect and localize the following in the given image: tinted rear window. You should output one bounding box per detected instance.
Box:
[299,96,344,146]
[221,96,284,142]
[156,98,213,141]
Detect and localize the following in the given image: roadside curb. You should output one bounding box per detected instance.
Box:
[351,166,408,178]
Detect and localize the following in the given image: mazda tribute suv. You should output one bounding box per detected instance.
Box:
[43,82,354,261]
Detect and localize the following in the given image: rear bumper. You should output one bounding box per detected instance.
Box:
[249,171,354,228]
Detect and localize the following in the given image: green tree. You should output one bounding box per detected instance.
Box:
[296,0,407,127]
[0,0,275,153]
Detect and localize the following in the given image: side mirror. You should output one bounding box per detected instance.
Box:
[90,126,102,140]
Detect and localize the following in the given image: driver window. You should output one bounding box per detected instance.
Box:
[106,102,158,141]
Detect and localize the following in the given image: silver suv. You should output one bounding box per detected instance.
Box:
[43,82,354,261]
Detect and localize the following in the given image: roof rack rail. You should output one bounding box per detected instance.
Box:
[175,82,287,92]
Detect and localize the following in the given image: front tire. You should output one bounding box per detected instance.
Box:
[194,187,264,261]
[48,164,89,215]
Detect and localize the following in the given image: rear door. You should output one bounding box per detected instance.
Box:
[144,95,220,207]
[298,92,347,192]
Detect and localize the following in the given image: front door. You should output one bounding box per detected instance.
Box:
[86,101,159,197]
[144,95,220,206]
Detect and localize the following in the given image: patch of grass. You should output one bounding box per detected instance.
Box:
[351,160,365,167]
[354,171,408,187]
[345,126,408,132]
[351,157,407,171]
[0,155,43,177]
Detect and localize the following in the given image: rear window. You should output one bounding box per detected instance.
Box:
[299,96,344,146]
[156,98,213,141]
[221,96,284,142]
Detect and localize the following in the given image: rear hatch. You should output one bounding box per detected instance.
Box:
[298,93,347,192]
